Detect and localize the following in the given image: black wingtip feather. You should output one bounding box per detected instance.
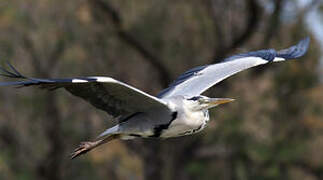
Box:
[277,37,310,59]
[0,66,16,77]
[6,61,24,77]
[0,61,26,79]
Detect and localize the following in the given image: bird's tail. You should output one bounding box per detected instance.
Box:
[97,125,120,139]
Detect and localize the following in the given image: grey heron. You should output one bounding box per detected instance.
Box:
[0,38,310,159]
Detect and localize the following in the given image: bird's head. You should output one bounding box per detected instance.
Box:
[187,96,235,111]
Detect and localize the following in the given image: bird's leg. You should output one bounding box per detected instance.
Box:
[70,134,120,159]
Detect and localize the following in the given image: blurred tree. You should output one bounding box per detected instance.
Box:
[0,0,322,180]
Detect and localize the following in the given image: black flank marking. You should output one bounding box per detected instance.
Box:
[119,112,143,123]
[129,134,142,137]
[171,112,178,120]
[150,112,178,138]
[192,125,203,133]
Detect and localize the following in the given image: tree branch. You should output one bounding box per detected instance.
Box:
[21,30,66,180]
[296,0,321,19]
[262,0,284,47]
[89,0,171,87]
[47,35,66,70]
[21,36,44,75]
[211,0,262,63]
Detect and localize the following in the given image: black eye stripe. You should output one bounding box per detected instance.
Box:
[188,96,202,101]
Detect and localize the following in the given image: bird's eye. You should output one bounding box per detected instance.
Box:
[188,96,201,101]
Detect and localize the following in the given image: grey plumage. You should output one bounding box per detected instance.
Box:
[0,38,310,159]
[158,37,310,98]
[0,69,171,117]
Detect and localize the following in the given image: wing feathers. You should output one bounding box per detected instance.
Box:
[158,37,310,98]
[276,37,310,59]
[0,63,170,117]
[0,61,25,79]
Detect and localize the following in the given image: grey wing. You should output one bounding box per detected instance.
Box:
[0,63,171,117]
[158,37,310,98]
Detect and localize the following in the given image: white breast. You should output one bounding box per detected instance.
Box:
[160,105,209,138]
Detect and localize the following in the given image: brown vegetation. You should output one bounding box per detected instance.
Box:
[0,0,322,179]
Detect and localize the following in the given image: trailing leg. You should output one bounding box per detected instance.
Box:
[70,134,120,159]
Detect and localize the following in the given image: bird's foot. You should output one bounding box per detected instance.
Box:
[70,135,120,159]
[70,140,101,159]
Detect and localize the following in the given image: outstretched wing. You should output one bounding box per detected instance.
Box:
[158,37,310,98]
[0,63,170,117]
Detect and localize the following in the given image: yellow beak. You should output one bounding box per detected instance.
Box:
[208,98,235,106]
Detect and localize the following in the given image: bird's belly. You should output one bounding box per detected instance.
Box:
[160,113,208,138]
[160,124,205,138]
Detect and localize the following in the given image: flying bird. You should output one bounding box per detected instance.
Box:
[0,38,310,159]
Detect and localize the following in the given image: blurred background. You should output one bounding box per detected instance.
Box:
[0,0,323,179]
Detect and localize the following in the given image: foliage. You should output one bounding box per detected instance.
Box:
[0,0,322,179]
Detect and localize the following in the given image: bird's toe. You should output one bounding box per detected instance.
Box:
[70,141,93,159]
